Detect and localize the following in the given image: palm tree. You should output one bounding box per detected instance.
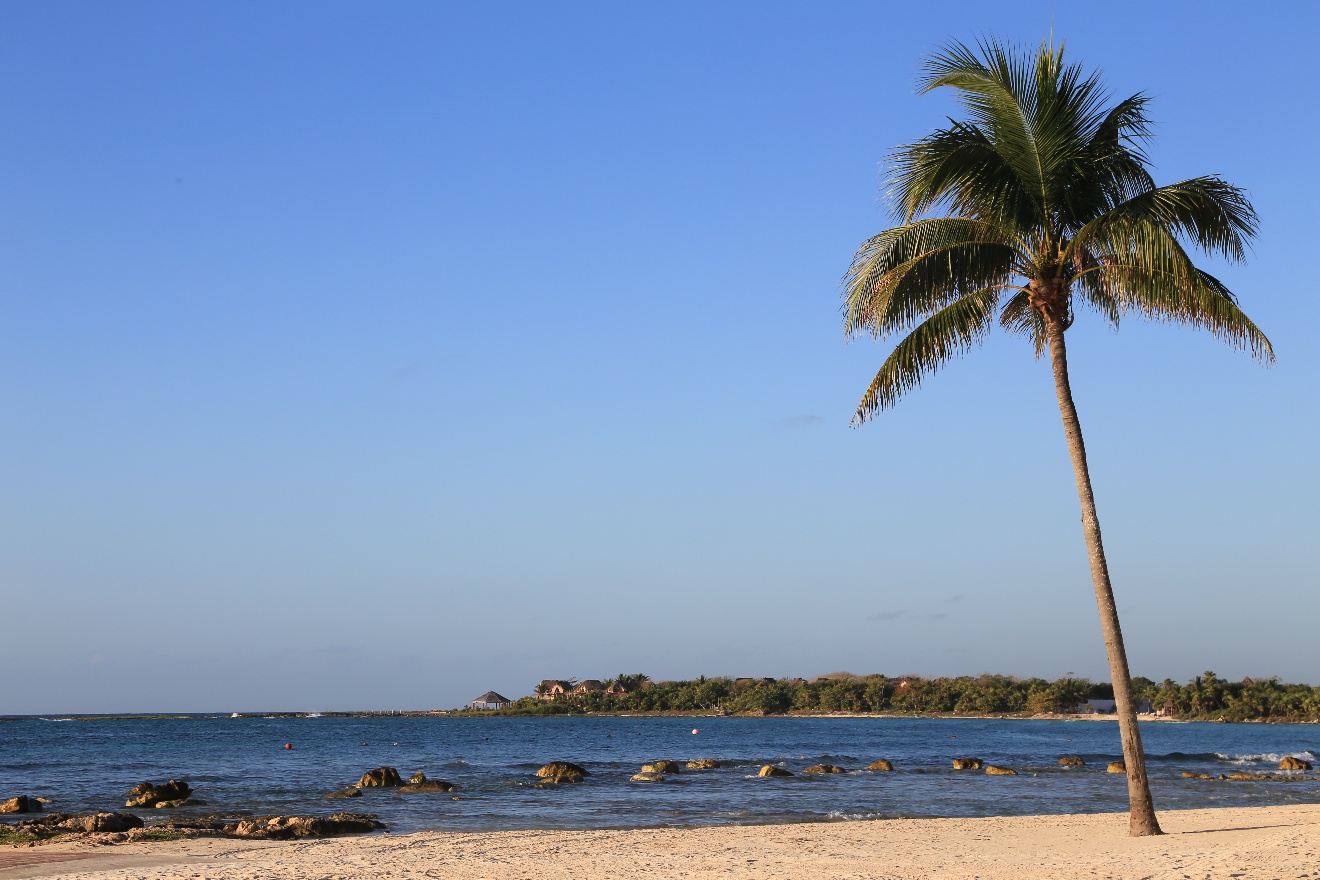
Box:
[842,37,1272,836]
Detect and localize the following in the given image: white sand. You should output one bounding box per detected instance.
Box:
[6,804,1318,879]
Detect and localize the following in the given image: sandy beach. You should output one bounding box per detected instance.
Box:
[2,804,1315,880]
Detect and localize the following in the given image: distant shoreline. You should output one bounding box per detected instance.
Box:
[6,711,1318,725]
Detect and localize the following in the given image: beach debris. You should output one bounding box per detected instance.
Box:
[232,813,385,839]
[536,761,589,783]
[356,767,404,788]
[125,780,193,808]
[951,758,982,770]
[1058,756,1085,766]
[408,772,427,784]
[865,760,894,772]
[630,771,666,782]
[985,765,1017,776]
[398,779,456,793]
[1181,771,1214,779]
[685,759,720,770]
[1279,756,1312,771]
[803,764,845,774]
[1106,761,1126,774]
[642,761,681,774]
[758,765,792,777]
[325,788,363,799]
[0,795,42,813]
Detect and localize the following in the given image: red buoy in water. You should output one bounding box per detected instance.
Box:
[284,743,292,750]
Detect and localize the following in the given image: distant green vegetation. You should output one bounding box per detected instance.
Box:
[473,672,1320,722]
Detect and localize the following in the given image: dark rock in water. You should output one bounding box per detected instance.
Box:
[398,780,456,793]
[153,799,190,809]
[1181,771,1214,779]
[1058,756,1085,766]
[951,758,982,770]
[803,764,845,774]
[865,760,894,772]
[407,772,427,784]
[1279,756,1312,771]
[758,765,792,777]
[685,759,720,770]
[630,771,665,782]
[57,812,145,833]
[536,761,589,783]
[985,765,1017,776]
[1106,761,1126,774]
[357,767,403,788]
[125,780,192,808]
[233,813,385,839]
[641,761,681,775]
[0,796,41,814]
[325,788,363,799]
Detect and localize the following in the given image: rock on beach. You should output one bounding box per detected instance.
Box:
[232,813,385,839]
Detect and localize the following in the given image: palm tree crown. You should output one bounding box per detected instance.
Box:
[844,37,1272,421]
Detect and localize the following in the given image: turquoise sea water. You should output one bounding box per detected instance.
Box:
[2,715,1317,832]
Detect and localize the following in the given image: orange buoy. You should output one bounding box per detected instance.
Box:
[284,743,292,750]
[691,729,699,735]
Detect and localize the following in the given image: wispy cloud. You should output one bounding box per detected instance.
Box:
[867,609,950,623]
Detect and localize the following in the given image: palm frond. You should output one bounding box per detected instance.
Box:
[1094,255,1274,363]
[1071,177,1258,263]
[890,123,1039,228]
[998,289,1048,356]
[852,286,1001,422]
[843,217,1018,337]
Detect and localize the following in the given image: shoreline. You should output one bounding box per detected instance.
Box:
[9,711,1317,725]
[6,803,1318,879]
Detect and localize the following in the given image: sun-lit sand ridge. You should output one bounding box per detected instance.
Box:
[3,804,1316,880]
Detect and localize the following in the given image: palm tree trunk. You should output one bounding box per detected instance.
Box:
[1047,323,1163,837]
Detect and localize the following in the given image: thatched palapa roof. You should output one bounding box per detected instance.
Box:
[473,691,511,704]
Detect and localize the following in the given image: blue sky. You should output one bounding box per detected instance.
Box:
[1,2,1315,713]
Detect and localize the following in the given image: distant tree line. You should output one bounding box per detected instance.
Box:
[478,672,1320,722]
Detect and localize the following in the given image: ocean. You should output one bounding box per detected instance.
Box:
[2,715,1317,832]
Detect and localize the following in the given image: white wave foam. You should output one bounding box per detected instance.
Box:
[1215,751,1316,765]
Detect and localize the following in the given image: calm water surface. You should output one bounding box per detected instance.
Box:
[2,715,1317,832]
